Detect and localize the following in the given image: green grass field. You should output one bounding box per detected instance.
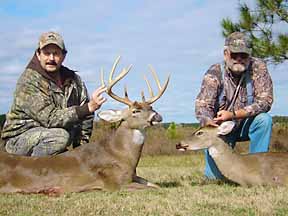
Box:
[1,154,288,216]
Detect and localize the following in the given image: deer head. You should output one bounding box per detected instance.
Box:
[97,56,170,129]
[176,121,235,151]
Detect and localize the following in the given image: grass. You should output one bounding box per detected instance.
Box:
[1,154,288,216]
[1,120,288,215]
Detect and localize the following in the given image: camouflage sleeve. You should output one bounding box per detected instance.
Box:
[195,65,221,126]
[16,69,87,129]
[79,116,93,145]
[76,75,94,145]
[243,59,273,116]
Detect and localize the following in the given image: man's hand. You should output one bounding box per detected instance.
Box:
[213,110,233,124]
[205,119,219,127]
[88,85,107,113]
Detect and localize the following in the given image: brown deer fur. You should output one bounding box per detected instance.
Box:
[177,125,288,186]
[0,104,161,194]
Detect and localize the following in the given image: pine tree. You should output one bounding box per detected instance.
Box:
[221,0,288,64]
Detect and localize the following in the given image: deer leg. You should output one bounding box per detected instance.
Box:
[37,187,63,196]
[124,182,152,191]
[18,186,64,197]
[132,175,160,189]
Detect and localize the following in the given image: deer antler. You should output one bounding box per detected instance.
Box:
[143,65,170,105]
[102,56,170,106]
[101,56,133,106]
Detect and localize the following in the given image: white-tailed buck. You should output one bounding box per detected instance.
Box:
[0,56,169,195]
[176,122,288,187]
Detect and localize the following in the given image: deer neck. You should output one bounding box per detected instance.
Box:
[132,129,145,145]
[117,121,146,143]
[207,137,233,158]
[112,122,146,167]
[208,137,243,180]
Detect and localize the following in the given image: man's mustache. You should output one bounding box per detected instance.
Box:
[232,62,245,65]
[46,61,57,66]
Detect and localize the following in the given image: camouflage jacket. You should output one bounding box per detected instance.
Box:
[195,57,273,126]
[1,54,94,146]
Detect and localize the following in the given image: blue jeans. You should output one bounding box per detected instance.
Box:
[204,113,272,179]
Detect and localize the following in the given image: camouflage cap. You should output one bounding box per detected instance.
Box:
[225,32,251,55]
[38,31,66,52]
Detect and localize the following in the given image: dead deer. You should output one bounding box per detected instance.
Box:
[176,121,288,187]
[0,56,169,195]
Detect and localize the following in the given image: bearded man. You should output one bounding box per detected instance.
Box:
[195,32,273,179]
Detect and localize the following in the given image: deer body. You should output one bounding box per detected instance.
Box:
[177,124,288,187]
[0,56,169,194]
[0,125,145,193]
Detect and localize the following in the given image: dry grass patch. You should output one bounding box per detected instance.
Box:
[1,154,288,216]
[1,120,288,215]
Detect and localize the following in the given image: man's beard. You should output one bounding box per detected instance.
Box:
[226,59,248,76]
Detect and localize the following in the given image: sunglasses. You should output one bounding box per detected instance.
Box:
[230,52,250,60]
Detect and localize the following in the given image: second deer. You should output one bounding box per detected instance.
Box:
[176,122,288,186]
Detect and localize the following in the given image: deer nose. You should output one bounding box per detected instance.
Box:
[176,142,187,151]
[151,112,162,122]
[176,143,181,149]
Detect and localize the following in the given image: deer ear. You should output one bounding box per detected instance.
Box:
[217,121,235,135]
[97,110,123,122]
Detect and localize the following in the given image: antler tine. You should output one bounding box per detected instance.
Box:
[124,85,129,99]
[145,65,170,104]
[144,75,154,97]
[106,56,134,106]
[141,91,146,102]
[148,65,162,90]
[147,75,170,104]
[109,56,121,83]
[100,67,105,87]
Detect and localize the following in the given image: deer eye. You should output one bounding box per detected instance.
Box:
[195,130,204,136]
[132,109,141,114]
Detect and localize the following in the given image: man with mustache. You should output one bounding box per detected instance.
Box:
[1,31,107,156]
[195,32,273,179]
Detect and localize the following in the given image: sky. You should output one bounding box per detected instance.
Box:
[0,0,287,123]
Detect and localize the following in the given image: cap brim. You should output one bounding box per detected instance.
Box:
[229,46,251,55]
[39,41,64,50]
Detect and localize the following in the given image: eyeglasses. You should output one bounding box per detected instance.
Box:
[230,52,250,60]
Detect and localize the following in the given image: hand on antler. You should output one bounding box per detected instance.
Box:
[88,85,107,112]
